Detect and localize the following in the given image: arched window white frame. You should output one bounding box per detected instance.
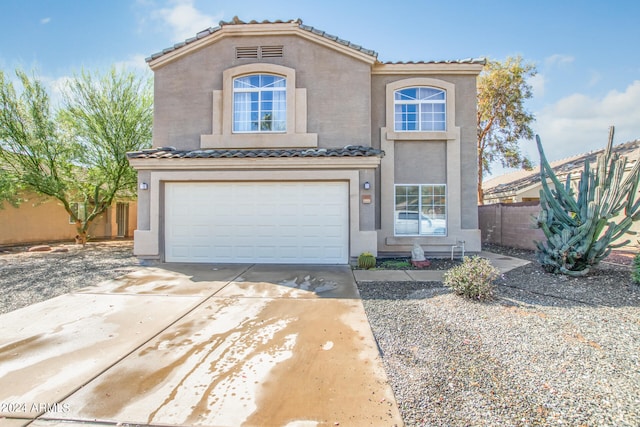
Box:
[201,63,317,149]
[394,87,446,132]
[233,74,287,133]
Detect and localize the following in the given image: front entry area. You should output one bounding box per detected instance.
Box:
[164,181,349,264]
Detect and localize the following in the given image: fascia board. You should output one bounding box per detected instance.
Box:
[372,63,485,76]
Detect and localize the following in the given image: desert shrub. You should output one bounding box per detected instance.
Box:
[633,253,640,285]
[357,252,376,269]
[443,256,499,301]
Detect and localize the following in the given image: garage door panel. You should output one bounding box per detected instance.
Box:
[165,182,348,264]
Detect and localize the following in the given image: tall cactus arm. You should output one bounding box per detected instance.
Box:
[622,154,640,214]
[577,161,590,218]
[537,135,581,214]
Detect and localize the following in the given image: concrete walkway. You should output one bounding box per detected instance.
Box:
[353,251,531,282]
[0,264,402,427]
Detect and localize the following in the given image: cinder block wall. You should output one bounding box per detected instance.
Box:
[479,202,544,250]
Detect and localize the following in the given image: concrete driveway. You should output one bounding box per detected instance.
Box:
[0,264,402,427]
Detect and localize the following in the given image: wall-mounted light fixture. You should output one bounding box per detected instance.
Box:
[139,182,149,190]
[363,181,370,190]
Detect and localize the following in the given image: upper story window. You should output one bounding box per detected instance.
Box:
[394,87,446,131]
[233,74,286,133]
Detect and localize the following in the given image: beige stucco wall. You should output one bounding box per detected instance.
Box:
[371,73,482,255]
[138,23,484,261]
[131,166,379,260]
[153,34,372,150]
[0,193,137,246]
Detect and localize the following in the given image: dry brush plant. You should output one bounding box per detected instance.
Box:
[443,256,499,301]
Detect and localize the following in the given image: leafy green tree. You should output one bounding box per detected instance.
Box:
[477,56,537,204]
[0,67,152,243]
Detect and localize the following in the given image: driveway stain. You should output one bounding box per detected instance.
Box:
[59,296,398,426]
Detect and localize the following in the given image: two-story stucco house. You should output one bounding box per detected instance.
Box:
[127,18,484,264]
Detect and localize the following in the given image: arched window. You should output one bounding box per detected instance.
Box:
[394,87,446,131]
[233,74,286,132]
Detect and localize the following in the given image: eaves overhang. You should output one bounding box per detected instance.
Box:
[127,145,384,171]
[372,59,486,75]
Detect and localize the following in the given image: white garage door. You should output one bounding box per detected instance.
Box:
[165,182,349,264]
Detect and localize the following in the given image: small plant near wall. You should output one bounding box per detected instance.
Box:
[357,252,377,269]
[633,253,640,285]
[443,256,499,301]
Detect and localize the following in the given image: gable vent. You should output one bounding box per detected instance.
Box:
[236,46,259,59]
[260,45,284,58]
[236,45,284,59]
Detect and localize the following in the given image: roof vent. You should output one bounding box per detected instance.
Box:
[236,45,283,59]
[260,45,284,58]
[236,46,259,59]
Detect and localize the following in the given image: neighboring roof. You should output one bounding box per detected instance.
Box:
[127,145,384,160]
[483,139,640,198]
[146,17,377,64]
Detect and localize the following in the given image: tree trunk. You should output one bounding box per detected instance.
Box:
[75,221,88,246]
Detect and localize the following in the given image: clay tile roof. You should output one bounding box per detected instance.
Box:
[146,17,378,63]
[127,145,385,160]
[382,58,487,65]
[483,139,640,197]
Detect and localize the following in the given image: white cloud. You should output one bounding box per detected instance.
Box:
[153,0,223,41]
[544,54,574,68]
[40,17,51,24]
[530,80,640,161]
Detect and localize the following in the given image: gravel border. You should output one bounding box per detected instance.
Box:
[359,257,639,426]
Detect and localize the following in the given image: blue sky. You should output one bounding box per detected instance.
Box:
[1,0,639,176]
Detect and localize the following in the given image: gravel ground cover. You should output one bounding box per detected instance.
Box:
[1,240,638,425]
[360,247,639,426]
[0,240,140,315]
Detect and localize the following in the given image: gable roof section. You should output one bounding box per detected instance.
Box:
[146,18,378,69]
[483,139,640,198]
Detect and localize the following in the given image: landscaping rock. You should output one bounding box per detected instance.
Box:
[410,259,431,269]
[28,245,52,252]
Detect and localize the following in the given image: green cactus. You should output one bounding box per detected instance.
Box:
[535,127,640,276]
[357,252,377,269]
[632,253,640,284]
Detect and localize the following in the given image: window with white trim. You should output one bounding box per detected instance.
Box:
[233,74,286,132]
[394,184,447,236]
[394,87,446,131]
